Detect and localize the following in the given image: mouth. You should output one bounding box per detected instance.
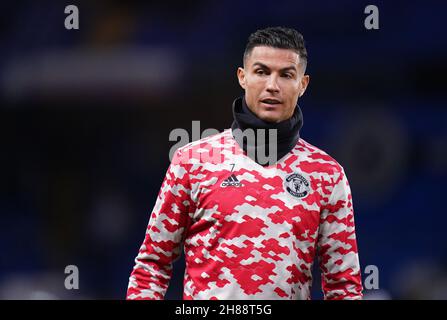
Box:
[260,98,282,106]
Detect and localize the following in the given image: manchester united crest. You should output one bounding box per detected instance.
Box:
[284,173,310,198]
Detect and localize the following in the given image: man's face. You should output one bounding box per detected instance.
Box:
[237,46,310,123]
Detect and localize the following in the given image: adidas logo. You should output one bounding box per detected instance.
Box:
[221,174,243,187]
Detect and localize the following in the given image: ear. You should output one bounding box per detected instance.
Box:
[298,74,310,97]
[237,67,246,90]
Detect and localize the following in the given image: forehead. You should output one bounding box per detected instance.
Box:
[246,46,301,69]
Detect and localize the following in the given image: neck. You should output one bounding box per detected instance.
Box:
[231,97,303,165]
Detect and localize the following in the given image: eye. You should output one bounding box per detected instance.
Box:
[255,69,265,75]
[282,73,293,79]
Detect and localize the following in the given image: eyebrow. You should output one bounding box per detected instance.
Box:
[252,62,297,72]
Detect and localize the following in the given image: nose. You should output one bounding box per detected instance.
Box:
[266,75,280,93]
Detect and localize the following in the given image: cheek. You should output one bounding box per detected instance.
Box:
[246,78,264,93]
[284,83,301,99]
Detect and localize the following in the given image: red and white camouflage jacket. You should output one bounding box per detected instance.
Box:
[126,129,363,300]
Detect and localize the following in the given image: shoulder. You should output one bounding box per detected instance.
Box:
[176,129,232,153]
[295,138,346,178]
[172,129,233,164]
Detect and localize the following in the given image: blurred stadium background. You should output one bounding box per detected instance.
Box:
[0,0,446,299]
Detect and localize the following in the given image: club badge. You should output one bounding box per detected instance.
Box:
[284,173,310,199]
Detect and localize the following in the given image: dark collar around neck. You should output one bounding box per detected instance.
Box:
[231,97,303,165]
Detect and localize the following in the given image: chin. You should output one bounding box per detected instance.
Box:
[257,110,283,123]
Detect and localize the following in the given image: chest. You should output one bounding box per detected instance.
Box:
[189,159,323,238]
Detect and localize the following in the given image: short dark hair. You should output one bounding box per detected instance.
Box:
[243,26,308,72]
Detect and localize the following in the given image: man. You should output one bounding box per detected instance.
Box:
[127,27,363,300]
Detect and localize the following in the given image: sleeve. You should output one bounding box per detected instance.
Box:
[317,167,363,300]
[126,148,194,300]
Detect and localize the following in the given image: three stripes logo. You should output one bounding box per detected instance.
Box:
[221,174,243,187]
